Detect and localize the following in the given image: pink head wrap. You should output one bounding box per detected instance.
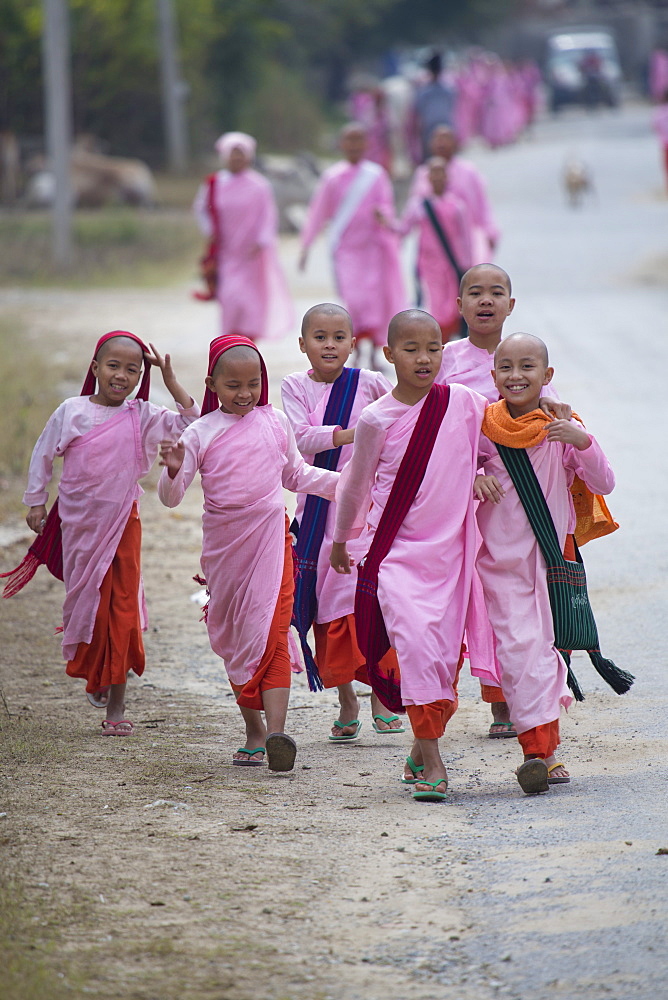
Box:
[202,335,268,416]
[81,330,151,401]
[214,131,257,165]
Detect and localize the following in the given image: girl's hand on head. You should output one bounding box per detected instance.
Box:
[546,419,590,450]
[330,541,354,575]
[539,397,572,421]
[146,343,165,369]
[474,475,505,504]
[148,342,177,381]
[159,439,185,479]
[27,504,48,534]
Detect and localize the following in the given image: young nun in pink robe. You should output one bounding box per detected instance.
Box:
[282,302,401,740]
[388,156,472,342]
[408,125,500,262]
[193,131,294,342]
[433,263,570,737]
[158,336,339,772]
[474,333,615,794]
[4,332,199,735]
[331,310,487,802]
[299,122,407,369]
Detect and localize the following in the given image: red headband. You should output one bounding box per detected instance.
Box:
[202,335,269,415]
[80,331,151,401]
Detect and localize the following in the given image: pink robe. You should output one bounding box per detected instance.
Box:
[281,368,391,624]
[334,384,487,706]
[193,168,294,342]
[300,159,407,344]
[409,157,499,262]
[476,431,615,734]
[396,191,472,331]
[434,337,561,687]
[157,405,338,687]
[24,396,199,660]
[650,50,668,102]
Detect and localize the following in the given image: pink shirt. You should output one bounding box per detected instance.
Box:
[334,385,487,705]
[281,368,391,623]
[476,429,615,733]
[158,405,338,685]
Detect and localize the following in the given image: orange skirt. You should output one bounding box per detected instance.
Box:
[406,700,456,740]
[66,502,144,693]
[232,518,294,711]
[480,683,505,704]
[405,644,465,739]
[313,613,401,690]
[517,719,560,759]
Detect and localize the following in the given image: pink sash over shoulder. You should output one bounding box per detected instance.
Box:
[58,402,147,660]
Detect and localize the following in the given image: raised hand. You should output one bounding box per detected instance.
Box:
[159,439,186,479]
[546,419,590,450]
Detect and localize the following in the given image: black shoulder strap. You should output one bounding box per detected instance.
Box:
[423,198,465,281]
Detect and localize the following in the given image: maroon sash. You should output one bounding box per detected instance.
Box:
[354,383,451,713]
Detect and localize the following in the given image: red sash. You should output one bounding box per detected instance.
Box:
[354,384,450,713]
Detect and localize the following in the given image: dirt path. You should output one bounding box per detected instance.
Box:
[1,254,667,1000]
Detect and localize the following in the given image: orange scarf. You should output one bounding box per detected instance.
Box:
[482,401,618,546]
[482,400,552,448]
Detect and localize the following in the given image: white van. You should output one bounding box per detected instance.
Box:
[545,28,622,111]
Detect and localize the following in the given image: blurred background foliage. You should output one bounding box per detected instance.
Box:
[0,0,518,161]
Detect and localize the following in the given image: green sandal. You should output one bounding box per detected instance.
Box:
[372,714,406,734]
[232,747,266,767]
[328,719,362,742]
[412,779,448,802]
[401,755,425,785]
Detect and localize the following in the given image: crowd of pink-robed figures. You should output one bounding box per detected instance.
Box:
[193,121,500,356]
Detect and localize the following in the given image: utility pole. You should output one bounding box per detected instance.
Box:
[42,0,73,266]
[156,0,189,172]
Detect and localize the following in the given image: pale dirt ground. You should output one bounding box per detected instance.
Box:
[2,109,668,1000]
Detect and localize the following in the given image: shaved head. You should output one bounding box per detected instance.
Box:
[340,121,367,141]
[459,263,512,297]
[301,302,352,337]
[95,335,144,363]
[387,309,440,349]
[495,332,549,366]
[212,344,260,376]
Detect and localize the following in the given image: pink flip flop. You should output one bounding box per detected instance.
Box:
[87,687,110,709]
[101,719,135,737]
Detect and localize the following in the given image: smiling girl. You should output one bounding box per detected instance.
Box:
[3,331,198,735]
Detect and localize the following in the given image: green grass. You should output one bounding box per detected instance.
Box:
[0,317,62,519]
[0,207,201,288]
[0,878,84,1000]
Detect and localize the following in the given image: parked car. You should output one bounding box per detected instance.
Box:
[545,28,622,111]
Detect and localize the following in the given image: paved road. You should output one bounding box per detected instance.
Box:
[417,102,668,1000]
[278,101,668,999]
[2,101,666,1000]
